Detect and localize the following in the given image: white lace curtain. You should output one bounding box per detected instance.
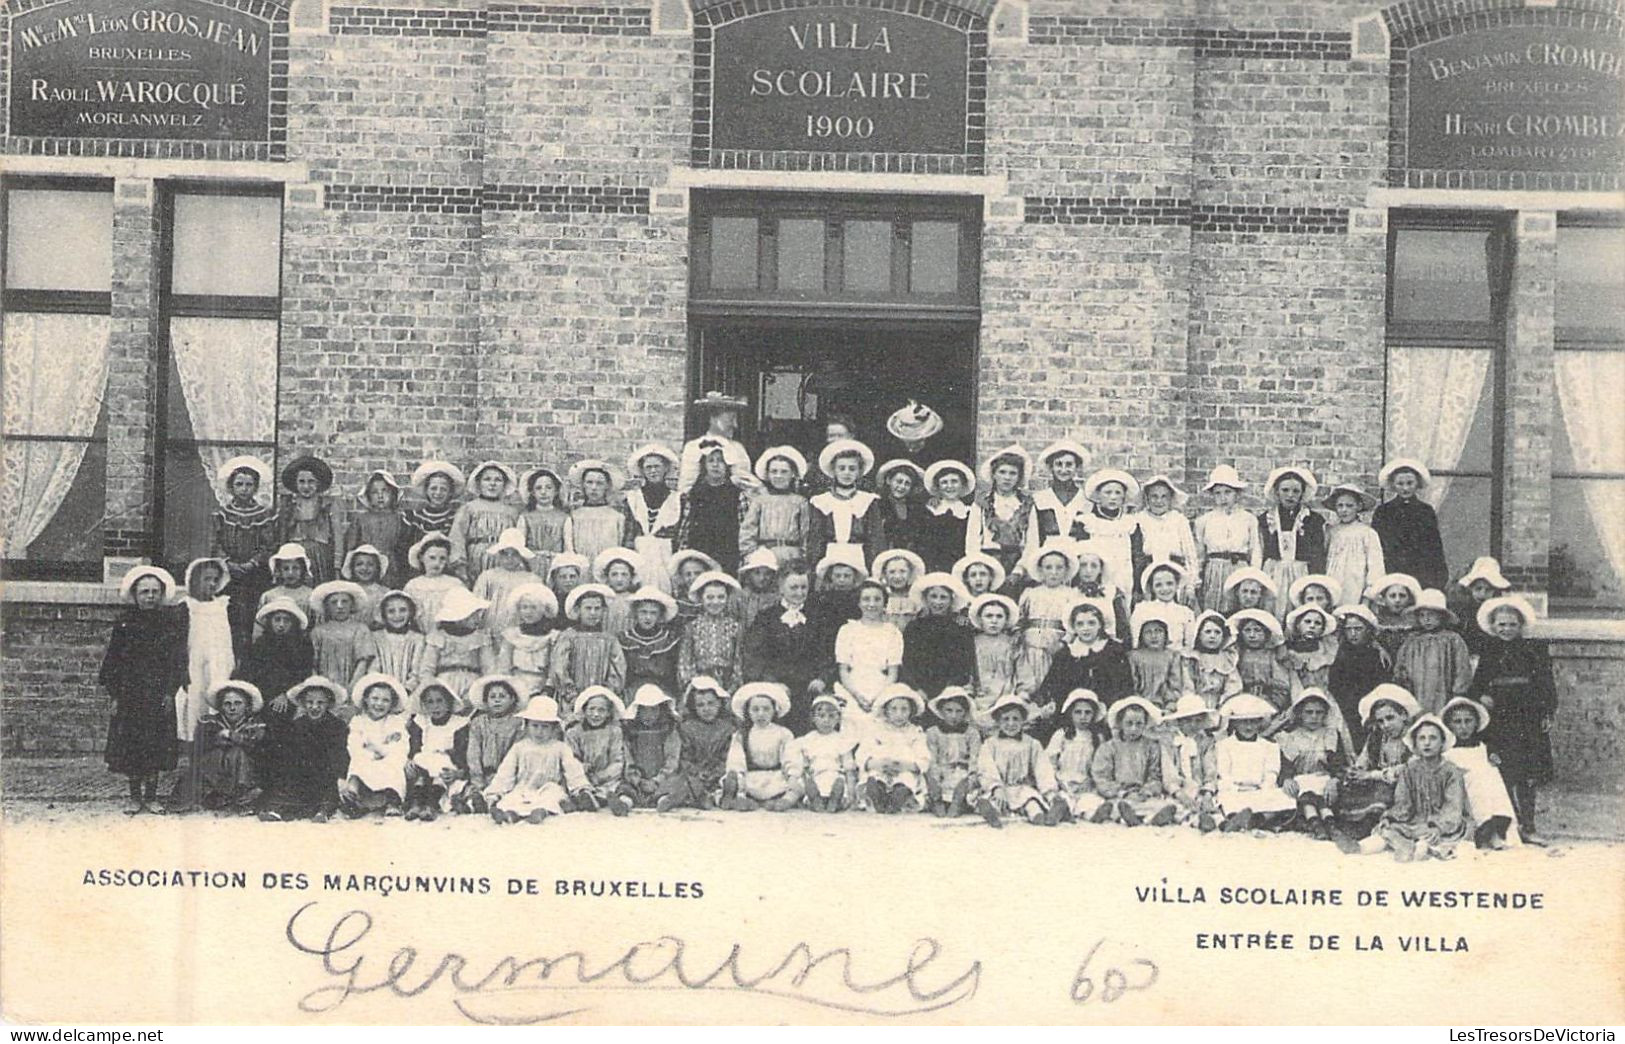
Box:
[1555,350,1625,589]
[169,316,279,498]
[1,313,110,557]
[1386,346,1492,509]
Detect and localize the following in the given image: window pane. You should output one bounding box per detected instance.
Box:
[1391,228,1494,323]
[171,193,282,297]
[162,440,276,568]
[1557,226,1625,341]
[1550,477,1625,609]
[11,432,106,563]
[776,218,825,292]
[1553,350,1625,475]
[910,221,960,294]
[1433,476,1492,586]
[166,317,279,443]
[843,220,892,292]
[1385,345,1495,473]
[708,217,759,290]
[5,189,113,292]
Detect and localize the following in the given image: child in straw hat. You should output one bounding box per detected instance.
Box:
[484,696,591,824]
[1275,688,1353,843]
[1327,605,1391,735]
[1159,694,1220,831]
[1360,715,1469,861]
[1469,595,1556,844]
[212,456,279,655]
[402,461,464,573]
[737,548,782,630]
[1441,696,1518,850]
[622,443,684,592]
[1046,689,1110,824]
[565,687,628,811]
[1179,610,1241,709]
[193,681,268,813]
[340,674,411,817]
[496,583,558,698]
[1193,465,1261,613]
[309,579,377,692]
[344,470,407,581]
[1394,589,1473,716]
[518,466,573,583]
[405,680,470,820]
[1089,697,1177,827]
[1228,608,1292,717]
[967,592,1029,734]
[900,572,975,701]
[722,682,801,811]
[474,526,539,635]
[614,684,681,816]
[678,571,746,691]
[976,694,1060,827]
[1335,684,1421,835]
[548,584,627,709]
[591,546,644,638]
[278,455,340,585]
[1128,616,1181,710]
[241,598,316,714]
[621,585,683,699]
[1371,459,1448,591]
[1032,602,1134,743]
[655,677,735,812]
[1213,694,1296,832]
[449,461,521,582]
[1321,482,1385,610]
[858,684,932,814]
[462,676,526,813]
[793,693,860,813]
[100,566,188,814]
[924,687,982,817]
[257,677,348,822]
[741,446,813,572]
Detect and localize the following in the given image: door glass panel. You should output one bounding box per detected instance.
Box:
[709,217,759,290]
[910,221,959,294]
[777,219,825,292]
[842,220,892,292]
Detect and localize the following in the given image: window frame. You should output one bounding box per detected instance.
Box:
[154,180,284,574]
[1549,212,1625,615]
[1382,209,1514,560]
[0,175,117,582]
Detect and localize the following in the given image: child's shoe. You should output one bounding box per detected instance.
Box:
[1118,801,1143,827]
[1197,812,1217,833]
[1090,801,1115,824]
[420,805,439,822]
[526,809,548,824]
[611,794,634,817]
[1041,801,1064,827]
[976,798,1003,829]
[490,805,507,824]
[383,801,405,817]
[864,779,892,814]
[574,791,601,813]
[1148,805,1176,827]
[654,794,676,813]
[467,792,488,814]
[1220,809,1252,832]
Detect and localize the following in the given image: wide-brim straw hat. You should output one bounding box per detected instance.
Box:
[215,455,274,496]
[184,556,230,595]
[1333,603,1379,631]
[567,458,627,490]
[467,674,527,710]
[1162,694,1218,728]
[563,582,615,620]
[978,444,1032,487]
[592,546,643,581]
[1108,696,1163,731]
[1218,693,1276,722]
[809,692,846,715]
[376,589,421,624]
[1139,473,1188,506]
[520,466,566,497]
[1060,688,1108,720]
[341,544,392,581]
[910,571,970,610]
[310,580,368,616]
[874,683,925,718]
[668,548,721,578]
[1402,588,1459,626]
[1289,687,1335,715]
[268,542,313,573]
[1378,458,1432,489]
[406,532,453,571]
[928,686,975,719]
[1083,467,1141,503]
[871,547,926,582]
[1440,696,1492,735]
[1222,566,1277,596]
[1022,541,1079,582]
[689,570,742,598]
[886,400,943,443]
[740,548,780,575]
[753,445,809,483]
[467,460,519,489]
[516,694,562,724]
[1404,713,1456,754]
[1139,559,1188,598]
[436,587,491,625]
[691,391,748,413]
[953,552,1008,593]
[1264,465,1318,500]
[411,678,460,711]
[288,676,345,707]
[1131,602,1183,643]
[486,527,536,562]
[1037,440,1090,472]
[1288,573,1342,607]
[506,582,560,619]
[573,685,629,721]
[684,675,731,707]
[923,459,975,493]
[354,469,402,507]
[1367,572,1424,605]
[818,438,876,478]
[118,565,178,604]
[730,682,792,720]
[411,460,466,492]
[255,597,309,631]
[626,584,678,622]
[349,673,407,712]
[814,543,868,580]
[626,443,681,479]
[968,592,1020,627]
[206,680,264,714]
[547,551,590,579]
[1320,482,1377,512]
[281,455,334,494]
[1226,608,1284,646]
[625,684,675,719]
[1190,609,1231,645]
[1284,603,1339,636]
[1202,464,1248,492]
[1458,556,1512,592]
[1477,594,1538,635]
[875,458,927,491]
[987,692,1033,721]
[1359,684,1422,725]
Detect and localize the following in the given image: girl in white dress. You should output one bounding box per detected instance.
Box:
[180,557,235,742]
[341,673,411,816]
[834,581,905,731]
[1441,696,1519,849]
[1214,693,1297,830]
[1136,475,1201,605]
[1322,483,1386,609]
[484,695,591,823]
[858,684,932,814]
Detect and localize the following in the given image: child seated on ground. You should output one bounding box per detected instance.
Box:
[257,677,348,822]
[1441,695,1518,850]
[1213,694,1296,833]
[1046,689,1109,824]
[924,687,981,817]
[1275,688,1351,844]
[483,695,592,825]
[1159,694,1220,832]
[613,685,681,816]
[859,684,932,814]
[565,687,627,812]
[976,694,1060,828]
[461,675,525,814]
[1359,715,1469,862]
[340,674,411,818]
[723,682,801,812]
[656,677,735,812]
[405,681,469,820]
[1089,697,1176,827]
[794,693,858,813]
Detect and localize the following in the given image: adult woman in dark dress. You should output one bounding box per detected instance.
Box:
[100,566,190,814]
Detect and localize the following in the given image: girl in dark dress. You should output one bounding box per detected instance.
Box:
[1327,604,1392,743]
[257,677,349,822]
[101,566,190,814]
[873,459,926,560]
[237,599,316,713]
[211,456,279,661]
[678,446,744,574]
[899,573,976,714]
[1470,596,1557,844]
[1033,601,1134,743]
[1371,459,1449,592]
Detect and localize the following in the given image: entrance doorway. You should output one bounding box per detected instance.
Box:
[687,190,982,464]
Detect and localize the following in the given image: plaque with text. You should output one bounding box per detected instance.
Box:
[710,7,970,156]
[9,0,272,141]
[1406,23,1623,176]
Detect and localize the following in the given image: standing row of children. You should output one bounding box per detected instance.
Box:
[98,394,1556,852]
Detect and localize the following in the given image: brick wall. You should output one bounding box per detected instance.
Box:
[1,604,124,755]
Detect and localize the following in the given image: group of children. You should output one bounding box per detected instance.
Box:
[98,398,1558,856]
